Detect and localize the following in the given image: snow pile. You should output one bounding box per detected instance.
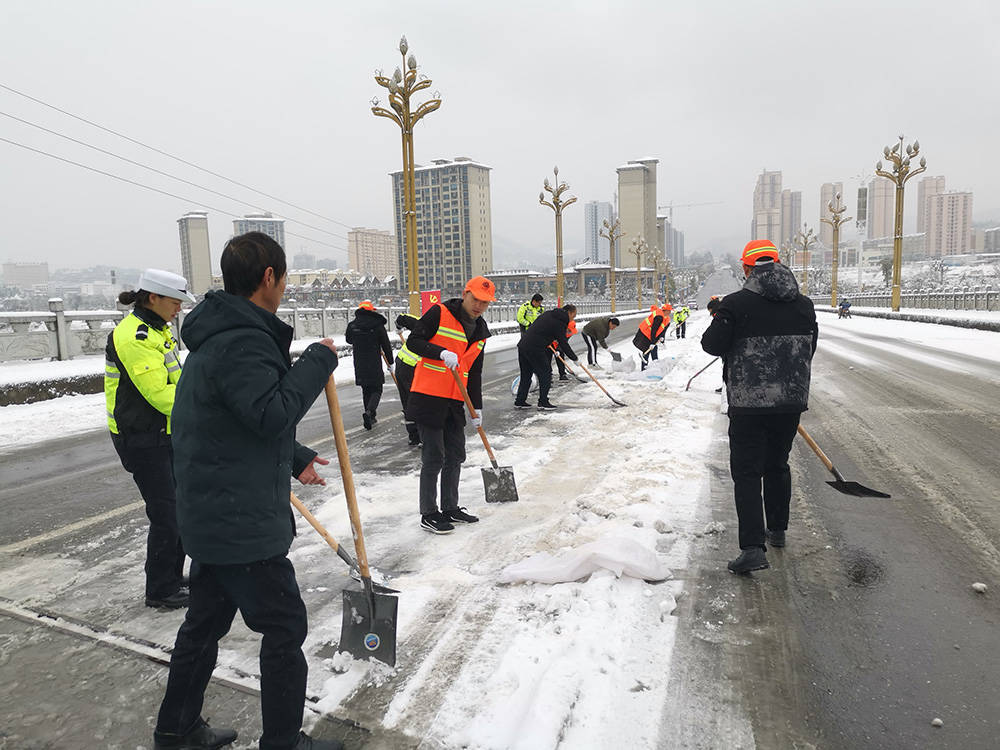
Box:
[499,536,672,584]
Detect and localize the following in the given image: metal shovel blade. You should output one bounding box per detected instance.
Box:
[610,351,622,362]
[340,587,398,666]
[482,465,518,503]
[827,480,891,499]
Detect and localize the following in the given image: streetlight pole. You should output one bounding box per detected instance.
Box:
[875,134,926,312]
[820,192,852,308]
[599,217,624,313]
[627,237,647,308]
[372,36,441,316]
[644,244,666,302]
[794,223,816,295]
[539,166,577,305]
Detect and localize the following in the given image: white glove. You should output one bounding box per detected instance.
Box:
[471,410,483,429]
[441,350,459,370]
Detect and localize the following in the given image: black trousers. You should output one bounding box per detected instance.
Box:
[675,320,687,338]
[156,555,308,750]
[516,344,552,405]
[641,345,659,370]
[360,384,383,417]
[550,348,567,377]
[394,359,420,442]
[728,412,801,550]
[582,333,600,365]
[417,406,466,515]
[111,433,185,599]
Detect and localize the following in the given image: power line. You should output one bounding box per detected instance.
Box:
[0,109,348,242]
[0,135,347,254]
[0,81,358,231]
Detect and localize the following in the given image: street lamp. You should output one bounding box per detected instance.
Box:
[599,217,625,313]
[875,134,926,311]
[539,166,577,305]
[372,36,442,316]
[820,193,852,308]
[627,236,648,307]
[644,244,667,302]
[794,223,816,295]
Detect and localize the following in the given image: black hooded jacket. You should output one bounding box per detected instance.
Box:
[701,261,817,414]
[173,290,338,564]
[345,307,393,387]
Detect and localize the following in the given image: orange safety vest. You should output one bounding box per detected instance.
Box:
[639,311,665,341]
[410,303,486,401]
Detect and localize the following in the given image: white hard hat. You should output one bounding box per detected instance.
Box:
[137,269,196,303]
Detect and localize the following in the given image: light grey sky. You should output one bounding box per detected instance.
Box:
[2,0,997,275]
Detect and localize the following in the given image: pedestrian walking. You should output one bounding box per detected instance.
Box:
[632,305,668,370]
[514,304,579,410]
[105,269,195,610]
[701,239,818,575]
[405,276,495,534]
[345,300,393,430]
[580,316,620,368]
[393,312,422,446]
[674,305,690,338]
[516,293,544,336]
[153,232,341,750]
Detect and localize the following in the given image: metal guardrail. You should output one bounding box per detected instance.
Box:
[810,288,999,312]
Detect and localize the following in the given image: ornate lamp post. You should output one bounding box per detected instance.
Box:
[599,217,625,313]
[372,36,442,316]
[644,244,667,302]
[539,166,577,305]
[794,224,816,295]
[820,193,852,308]
[875,134,926,311]
[627,237,648,307]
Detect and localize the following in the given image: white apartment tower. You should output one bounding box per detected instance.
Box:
[751,170,782,243]
[584,201,614,260]
[233,212,286,248]
[927,191,973,257]
[177,211,212,295]
[819,182,844,247]
[348,228,398,284]
[917,176,947,234]
[390,157,493,296]
[617,158,659,254]
[866,178,895,239]
[780,189,802,248]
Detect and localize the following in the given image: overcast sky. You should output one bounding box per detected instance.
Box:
[2,0,997,276]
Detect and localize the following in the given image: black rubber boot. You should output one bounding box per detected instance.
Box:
[727,547,769,574]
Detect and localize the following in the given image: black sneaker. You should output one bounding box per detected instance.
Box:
[145,588,189,610]
[362,411,373,430]
[154,717,237,749]
[765,529,786,548]
[291,731,345,750]
[715,386,723,393]
[558,374,569,381]
[407,435,422,447]
[537,402,557,410]
[420,512,455,534]
[513,401,531,409]
[727,547,769,574]
[444,507,479,524]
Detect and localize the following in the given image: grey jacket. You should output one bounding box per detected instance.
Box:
[581,316,613,348]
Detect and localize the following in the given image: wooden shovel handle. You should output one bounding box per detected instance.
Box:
[449,367,500,468]
[290,491,339,553]
[797,424,835,473]
[323,377,371,578]
[576,360,615,400]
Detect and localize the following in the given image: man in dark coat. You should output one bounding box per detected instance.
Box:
[632,306,668,370]
[405,277,494,534]
[514,304,579,410]
[394,312,422,446]
[154,232,342,750]
[581,315,620,368]
[701,239,818,576]
[345,300,393,430]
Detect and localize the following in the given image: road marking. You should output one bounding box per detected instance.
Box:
[0,500,144,555]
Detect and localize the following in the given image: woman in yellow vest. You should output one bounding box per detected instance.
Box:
[105,269,195,609]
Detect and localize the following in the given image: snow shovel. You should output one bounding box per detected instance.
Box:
[685,357,719,391]
[610,351,623,362]
[323,378,399,666]
[575,360,628,407]
[289,491,398,595]
[548,344,586,382]
[797,425,891,499]
[450,369,518,503]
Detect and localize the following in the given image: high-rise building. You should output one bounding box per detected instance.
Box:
[927,191,973,257]
[584,200,614,260]
[177,211,212,295]
[233,212,286,248]
[917,175,946,234]
[866,177,895,239]
[751,169,782,243]
[617,158,659,254]
[780,189,802,248]
[292,252,317,269]
[1,261,49,291]
[390,157,493,296]
[657,215,685,267]
[348,228,398,283]
[819,182,844,246]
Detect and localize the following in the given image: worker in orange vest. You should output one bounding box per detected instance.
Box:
[404,276,495,534]
[632,304,669,370]
[551,318,578,381]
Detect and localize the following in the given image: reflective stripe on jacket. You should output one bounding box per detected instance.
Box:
[410,303,486,401]
[517,301,542,328]
[638,311,666,342]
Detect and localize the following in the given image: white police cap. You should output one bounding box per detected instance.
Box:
[137,269,197,303]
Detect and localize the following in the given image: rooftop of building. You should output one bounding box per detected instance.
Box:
[390,157,492,175]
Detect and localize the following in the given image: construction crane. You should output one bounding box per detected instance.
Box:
[657,201,723,224]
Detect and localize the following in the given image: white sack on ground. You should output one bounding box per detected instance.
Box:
[499,536,671,584]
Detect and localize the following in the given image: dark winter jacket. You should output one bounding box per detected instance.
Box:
[521,308,578,361]
[404,298,490,428]
[632,315,666,350]
[345,308,393,387]
[581,316,614,348]
[701,261,817,415]
[173,290,338,564]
